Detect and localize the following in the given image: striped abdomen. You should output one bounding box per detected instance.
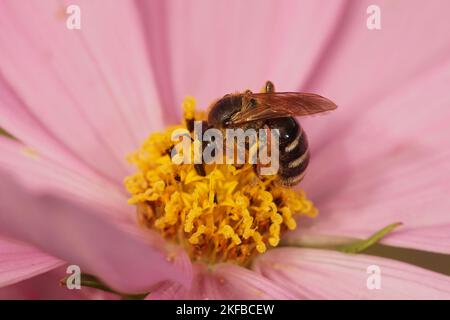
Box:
[266,117,309,186]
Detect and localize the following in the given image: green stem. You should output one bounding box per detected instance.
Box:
[336,222,403,253]
[60,273,148,300]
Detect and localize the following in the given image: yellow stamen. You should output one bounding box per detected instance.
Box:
[124,97,318,265]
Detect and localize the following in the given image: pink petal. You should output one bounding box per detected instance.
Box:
[0,75,98,182]
[297,53,450,253]
[145,247,193,300]
[206,263,296,299]
[0,137,166,257]
[0,237,63,287]
[145,281,187,300]
[303,0,450,107]
[0,140,191,293]
[0,0,164,184]
[0,265,119,299]
[253,248,450,299]
[0,138,131,223]
[148,263,296,299]
[137,0,346,113]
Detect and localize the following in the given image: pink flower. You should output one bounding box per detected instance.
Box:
[1,0,449,299]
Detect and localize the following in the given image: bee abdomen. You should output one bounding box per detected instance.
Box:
[280,127,308,161]
[279,150,309,182]
[278,126,309,186]
[264,117,309,186]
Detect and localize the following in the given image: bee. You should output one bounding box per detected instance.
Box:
[190,81,337,186]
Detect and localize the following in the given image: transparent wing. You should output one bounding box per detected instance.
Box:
[230,92,337,124]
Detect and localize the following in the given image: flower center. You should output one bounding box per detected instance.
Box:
[124,97,318,265]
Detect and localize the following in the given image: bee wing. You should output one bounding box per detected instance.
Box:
[230,92,337,124]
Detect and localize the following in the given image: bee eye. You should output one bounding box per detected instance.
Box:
[249,98,257,108]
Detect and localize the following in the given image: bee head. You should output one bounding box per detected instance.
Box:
[207,94,243,128]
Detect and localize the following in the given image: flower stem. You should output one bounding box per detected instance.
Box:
[59,273,148,300]
[337,222,403,253]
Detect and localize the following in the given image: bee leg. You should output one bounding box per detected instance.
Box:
[252,163,259,177]
[194,139,208,177]
[186,118,195,132]
[253,163,271,183]
[193,120,211,177]
[194,164,206,176]
[265,81,275,93]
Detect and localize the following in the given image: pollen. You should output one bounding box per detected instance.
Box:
[124,97,318,265]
